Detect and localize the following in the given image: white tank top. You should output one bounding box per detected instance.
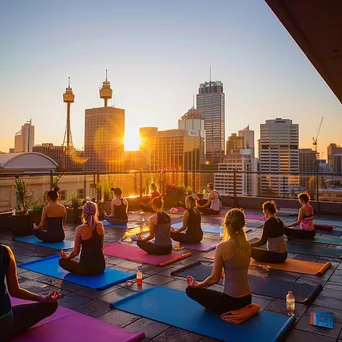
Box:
[210,191,220,211]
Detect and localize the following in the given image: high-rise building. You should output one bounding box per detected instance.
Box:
[259,118,299,197]
[238,126,255,157]
[298,148,317,191]
[327,143,342,171]
[196,81,225,165]
[139,127,203,171]
[84,73,125,172]
[14,120,34,153]
[215,130,258,196]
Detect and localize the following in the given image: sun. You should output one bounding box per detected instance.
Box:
[124,130,140,151]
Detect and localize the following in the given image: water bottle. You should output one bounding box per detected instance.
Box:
[286,291,295,316]
[136,266,143,285]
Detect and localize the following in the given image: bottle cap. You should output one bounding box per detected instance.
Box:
[288,291,292,294]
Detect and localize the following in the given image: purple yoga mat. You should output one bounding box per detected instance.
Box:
[103,242,191,266]
[245,214,265,221]
[11,298,144,342]
[172,240,217,252]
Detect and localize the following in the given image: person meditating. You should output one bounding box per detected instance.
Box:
[104,187,128,225]
[250,201,287,263]
[186,208,251,315]
[171,195,203,244]
[196,183,220,215]
[284,192,315,239]
[33,187,66,242]
[0,244,60,341]
[136,197,172,255]
[140,183,160,213]
[59,201,105,275]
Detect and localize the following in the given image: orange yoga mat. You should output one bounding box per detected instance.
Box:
[204,251,331,276]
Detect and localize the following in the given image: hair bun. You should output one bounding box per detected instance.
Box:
[54,186,60,193]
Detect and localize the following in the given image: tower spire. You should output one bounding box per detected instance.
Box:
[210,66,212,82]
[192,94,195,108]
[99,70,112,107]
[62,77,75,157]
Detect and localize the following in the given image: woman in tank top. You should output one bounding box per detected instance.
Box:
[104,187,128,225]
[186,208,251,315]
[284,192,315,239]
[171,195,203,244]
[136,197,172,255]
[197,183,220,215]
[251,201,287,263]
[59,201,105,275]
[32,187,66,242]
[0,244,59,341]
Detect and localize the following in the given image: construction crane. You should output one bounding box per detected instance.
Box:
[312,116,324,157]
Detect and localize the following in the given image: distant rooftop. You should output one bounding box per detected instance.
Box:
[180,107,204,120]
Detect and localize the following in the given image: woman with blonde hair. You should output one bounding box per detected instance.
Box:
[59,201,105,275]
[186,208,251,315]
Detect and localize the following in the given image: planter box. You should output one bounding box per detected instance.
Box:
[11,214,31,237]
[66,208,83,224]
[29,211,42,228]
[0,211,13,231]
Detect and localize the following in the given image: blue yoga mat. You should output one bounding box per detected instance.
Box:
[20,255,135,290]
[14,235,74,250]
[112,287,295,342]
[172,222,252,234]
[101,220,139,229]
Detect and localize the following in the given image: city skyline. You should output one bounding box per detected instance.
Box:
[1,1,341,156]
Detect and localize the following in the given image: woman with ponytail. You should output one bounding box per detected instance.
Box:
[186,208,251,315]
[33,187,66,242]
[171,195,203,244]
[59,201,105,275]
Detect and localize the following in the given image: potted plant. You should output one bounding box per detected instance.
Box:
[66,192,82,224]
[96,177,114,219]
[163,184,178,208]
[11,175,32,236]
[29,200,45,228]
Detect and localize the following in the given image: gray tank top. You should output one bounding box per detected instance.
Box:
[222,241,251,298]
[154,212,171,246]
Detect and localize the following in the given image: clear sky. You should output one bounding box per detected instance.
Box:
[1,0,341,157]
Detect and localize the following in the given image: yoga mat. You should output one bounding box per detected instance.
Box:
[249,258,331,276]
[103,242,192,266]
[19,255,135,290]
[311,235,342,246]
[11,298,145,342]
[314,219,342,227]
[286,242,342,259]
[314,224,333,231]
[14,235,74,250]
[111,287,295,342]
[172,222,252,234]
[102,220,140,229]
[317,229,342,237]
[171,261,322,304]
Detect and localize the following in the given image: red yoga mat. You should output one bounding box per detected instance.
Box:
[11,298,144,342]
[104,242,192,266]
[314,224,333,231]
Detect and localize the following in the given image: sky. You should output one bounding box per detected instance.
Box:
[0,0,341,158]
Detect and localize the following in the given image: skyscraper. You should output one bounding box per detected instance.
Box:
[196,81,225,165]
[14,120,34,153]
[259,118,299,197]
[238,125,255,157]
[84,73,125,172]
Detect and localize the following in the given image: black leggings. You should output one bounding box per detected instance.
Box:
[58,258,105,276]
[284,228,315,239]
[0,302,58,341]
[197,208,220,216]
[171,231,203,244]
[251,247,287,263]
[33,229,65,243]
[137,240,172,255]
[186,286,252,315]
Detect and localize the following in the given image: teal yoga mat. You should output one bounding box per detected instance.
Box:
[111,287,295,342]
[287,243,342,259]
[20,255,135,289]
[14,235,74,250]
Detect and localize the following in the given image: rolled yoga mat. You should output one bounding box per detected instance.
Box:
[172,222,252,234]
[19,255,135,290]
[171,261,322,304]
[14,235,74,250]
[11,297,145,342]
[103,242,192,266]
[249,258,331,276]
[111,286,295,342]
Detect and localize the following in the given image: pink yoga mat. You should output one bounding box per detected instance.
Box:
[172,240,217,252]
[104,242,192,266]
[11,298,144,342]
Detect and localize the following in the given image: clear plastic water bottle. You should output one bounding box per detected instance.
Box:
[136,266,143,285]
[286,291,295,316]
